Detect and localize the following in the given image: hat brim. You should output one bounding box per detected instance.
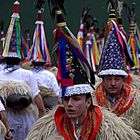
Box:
[60,84,94,97]
[98,69,128,77]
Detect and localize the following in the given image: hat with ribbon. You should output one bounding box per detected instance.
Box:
[127,2,140,70]
[77,8,100,72]
[98,20,128,77]
[2,1,29,61]
[48,0,95,98]
[27,0,51,63]
[98,0,135,77]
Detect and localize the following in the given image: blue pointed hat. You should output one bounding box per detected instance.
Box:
[98,20,128,77]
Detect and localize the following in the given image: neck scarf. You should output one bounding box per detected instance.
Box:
[95,82,135,116]
[54,106,102,140]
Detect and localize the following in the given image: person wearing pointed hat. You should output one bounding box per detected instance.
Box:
[0,1,47,139]
[94,1,140,131]
[125,2,140,90]
[0,21,13,140]
[114,0,135,86]
[127,2,140,74]
[77,8,100,73]
[27,0,60,109]
[25,1,140,140]
[113,0,140,90]
[77,8,102,89]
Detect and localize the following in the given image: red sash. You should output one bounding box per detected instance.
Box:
[95,83,135,116]
[54,106,102,140]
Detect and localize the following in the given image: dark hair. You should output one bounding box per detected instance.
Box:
[86,93,94,110]
[5,57,21,65]
[32,61,45,66]
[42,95,59,110]
[0,57,5,64]
[86,93,91,100]
[102,75,125,79]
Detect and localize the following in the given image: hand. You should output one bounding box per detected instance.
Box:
[39,109,49,118]
[5,129,14,140]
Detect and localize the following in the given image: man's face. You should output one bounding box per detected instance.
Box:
[63,94,91,119]
[103,75,124,97]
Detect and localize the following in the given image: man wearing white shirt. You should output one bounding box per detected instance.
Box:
[0,57,46,113]
[0,1,46,139]
[0,57,46,140]
[31,61,60,106]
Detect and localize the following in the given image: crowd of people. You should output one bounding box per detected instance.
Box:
[0,0,140,140]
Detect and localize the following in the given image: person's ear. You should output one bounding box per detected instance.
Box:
[86,98,91,108]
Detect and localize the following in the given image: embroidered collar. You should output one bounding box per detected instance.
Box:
[95,82,135,116]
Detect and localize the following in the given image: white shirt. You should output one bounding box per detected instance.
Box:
[0,64,5,71]
[33,69,60,96]
[0,68,39,98]
[0,100,5,111]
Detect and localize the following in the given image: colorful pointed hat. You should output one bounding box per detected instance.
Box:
[116,0,134,67]
[27,1,51,63]
[98,20,128,77]
[77,8,100,72]
[85,28,100,72]
[77,8,90,49]
[98,0,135,77]
[49,0,95,98]
[127,3,140,70]
[2,1,29,61]
[2,1,21,59]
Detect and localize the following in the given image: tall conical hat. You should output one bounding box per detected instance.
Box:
[127,3,140,70]
[27,0,51,63]
[2,1,29,61]
[48,0,95,98]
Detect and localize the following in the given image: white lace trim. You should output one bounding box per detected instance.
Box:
[98,69,128,77]
[60,84,94,97]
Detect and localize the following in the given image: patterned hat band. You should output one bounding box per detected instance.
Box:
[60,84,94,97]
[98,69,128,77]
